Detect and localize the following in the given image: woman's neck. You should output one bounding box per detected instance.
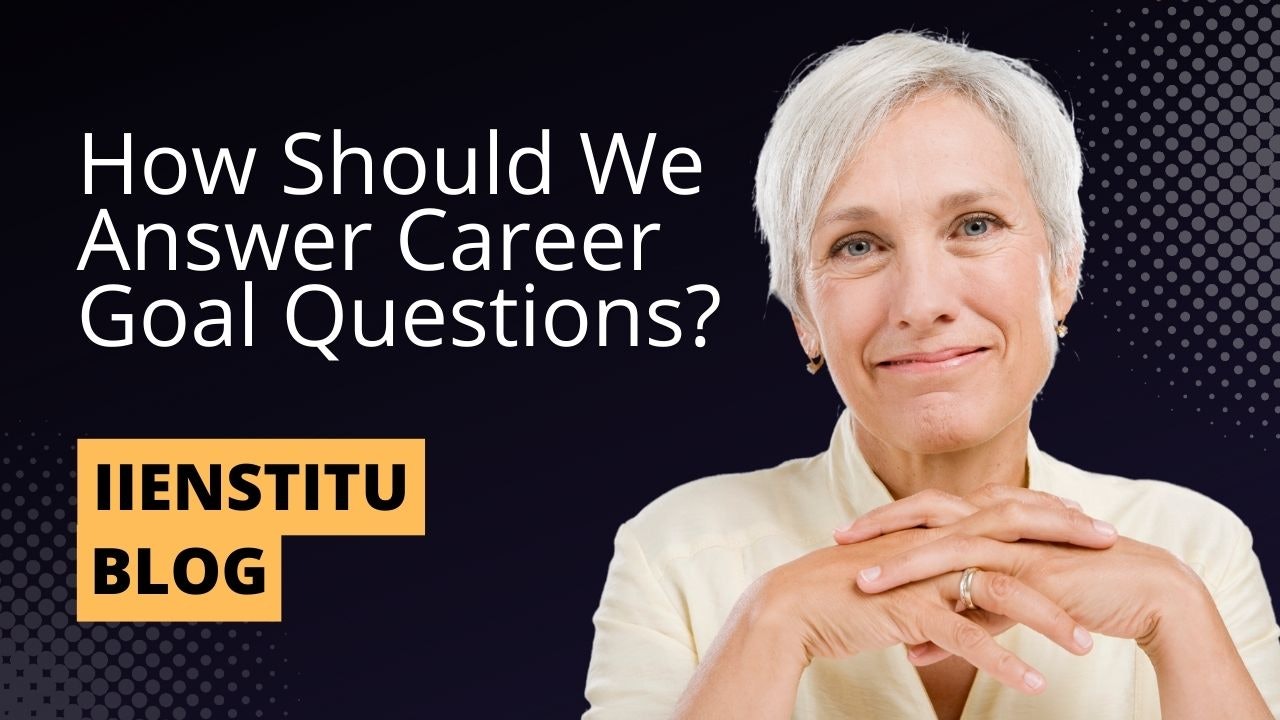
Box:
[853,410,1032,501]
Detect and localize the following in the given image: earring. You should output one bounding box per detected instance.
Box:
[806,354,825,375]
[1055,319,1069,339]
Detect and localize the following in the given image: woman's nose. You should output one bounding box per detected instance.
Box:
[887,244,960,331]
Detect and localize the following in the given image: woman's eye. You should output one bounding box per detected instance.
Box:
[843,239,873,257]
[961,218,989,236]
[962,212,998,235]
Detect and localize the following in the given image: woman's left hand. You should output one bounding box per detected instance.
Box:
[833,484,1212,665]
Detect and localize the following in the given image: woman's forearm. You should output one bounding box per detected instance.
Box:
[1141,580,1271,719]
[672,586,809,719]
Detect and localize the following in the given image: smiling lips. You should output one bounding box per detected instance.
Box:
[877,346,989,373]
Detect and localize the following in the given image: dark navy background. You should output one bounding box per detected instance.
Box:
[4,4,1276,718]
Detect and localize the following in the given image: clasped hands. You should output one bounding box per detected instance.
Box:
[753,484,1209,694]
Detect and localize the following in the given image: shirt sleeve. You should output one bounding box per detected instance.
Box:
[583,521,699,719]
[1210,516,1280,717]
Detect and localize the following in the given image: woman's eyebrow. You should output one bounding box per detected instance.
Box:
[937,187,1008,212]
[817,187,1010,228]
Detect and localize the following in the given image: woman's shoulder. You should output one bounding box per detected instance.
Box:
[1041,453,1251,584]
[620,451,833,564]
[1044,454,1245,528]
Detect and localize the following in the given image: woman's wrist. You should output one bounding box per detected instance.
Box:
[672,576,810,719]
[1135,558,1216,663]
[742,571,819,670]
[1132,559,1272,719]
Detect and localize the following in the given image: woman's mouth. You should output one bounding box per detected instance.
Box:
[876,347,989,373]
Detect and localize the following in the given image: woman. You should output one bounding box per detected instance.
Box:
[583,31,1280,719]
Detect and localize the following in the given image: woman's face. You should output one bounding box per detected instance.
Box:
[798,91,1078,454]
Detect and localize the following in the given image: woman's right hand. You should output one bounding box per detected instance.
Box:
[745,500,1117,694]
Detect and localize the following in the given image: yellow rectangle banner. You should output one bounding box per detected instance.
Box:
[77,438,426,621]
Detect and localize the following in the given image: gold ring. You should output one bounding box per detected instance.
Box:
[959,567,981,610]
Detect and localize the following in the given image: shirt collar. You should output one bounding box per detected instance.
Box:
[825,407,1055,517]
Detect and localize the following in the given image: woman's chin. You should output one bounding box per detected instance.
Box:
[880,405,996,454]
[888,430,982,455]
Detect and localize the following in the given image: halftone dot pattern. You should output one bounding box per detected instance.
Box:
[0,430,287,719]
[1078,0,1277,444]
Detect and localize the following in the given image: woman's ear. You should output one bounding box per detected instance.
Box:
[792,312,820,358]
[1050,240,1084,321]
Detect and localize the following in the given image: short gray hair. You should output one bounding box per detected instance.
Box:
[755,30,1086,321]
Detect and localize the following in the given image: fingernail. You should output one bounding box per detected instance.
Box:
[836,519,858,533]
[908,645,925,658]
[859,566,881,582]
[1063,498,1083,511]
[1023,670,1044,690]
[1092,519,1117,537]
[1073,626,1093,650]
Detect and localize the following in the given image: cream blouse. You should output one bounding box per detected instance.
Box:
[583,409,1280,718]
